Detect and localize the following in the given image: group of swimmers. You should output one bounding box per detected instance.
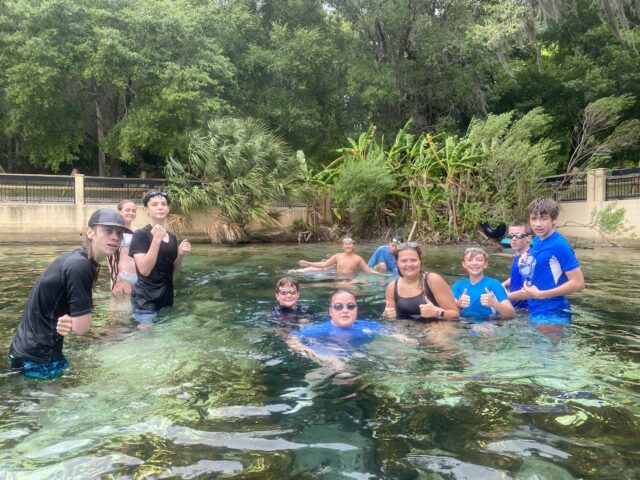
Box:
[6,194,584,379]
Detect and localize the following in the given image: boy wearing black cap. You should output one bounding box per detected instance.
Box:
[8,209,131,379]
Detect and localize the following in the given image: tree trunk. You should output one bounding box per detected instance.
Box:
[95,97,106,176]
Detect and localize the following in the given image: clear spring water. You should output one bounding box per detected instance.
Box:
[0,243,638,479]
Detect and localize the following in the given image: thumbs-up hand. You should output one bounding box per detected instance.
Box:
[419,299,438,318]
[480,287,496,307]
[458,288,470,308]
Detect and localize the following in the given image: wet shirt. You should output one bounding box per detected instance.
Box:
[393,275,438,319]
[293,320,382,356]
[9,249,96,362]
[509,252,529,309]
[452,276,509,318]
[270,304,310,324]
[368,245,398,275]
[129,225,177,312]
[528,231,580,317]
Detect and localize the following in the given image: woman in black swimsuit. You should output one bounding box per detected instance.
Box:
[383,242,459,320]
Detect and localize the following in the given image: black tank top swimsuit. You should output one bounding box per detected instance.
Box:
[393,273,439,319]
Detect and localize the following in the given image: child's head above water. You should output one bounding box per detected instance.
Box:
[507,221,532,254]
[527,197,559,239]
[328,288,358,328]
[275,277,300,308]
[461,247,488,278]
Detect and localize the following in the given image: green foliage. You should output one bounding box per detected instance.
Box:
[164,116,312,243]
[590,202,634,237]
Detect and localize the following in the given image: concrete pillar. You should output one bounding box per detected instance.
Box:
[593,168,607,205]
[74,174,84,206]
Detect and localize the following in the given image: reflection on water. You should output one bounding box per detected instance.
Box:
[0,243,639,479]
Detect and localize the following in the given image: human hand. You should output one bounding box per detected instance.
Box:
[298,260,308,267]
[522,284,543,299]
[383,306,397,318]
[480,287,497,308]
[458,288,470,308]
[151,224,167,242]
[178,239,191,257]
[419,300,438,318]
[56,315,73,336]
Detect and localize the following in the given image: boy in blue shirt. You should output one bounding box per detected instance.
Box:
[514,197,585,318]
[453,247,515,319]
[368,236,402,274]
[502,221,532,309]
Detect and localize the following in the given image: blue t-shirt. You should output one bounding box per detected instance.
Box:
[368,245,398,275]
[293,320,382,357]
[452,276,509,318]
[528,231,580,317]
[509,251,529,309]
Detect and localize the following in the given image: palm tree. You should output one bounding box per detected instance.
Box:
[165,117,312,243]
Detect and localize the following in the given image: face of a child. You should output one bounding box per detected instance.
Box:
[275,284,299,308]
[329,291,357,328]
[507,226,531,253]
[461,252,488,278]
[529,213,555,240]
[342,241,355,253]
[144,195,170,222]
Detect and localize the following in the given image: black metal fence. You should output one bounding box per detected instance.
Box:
[543,174,587,202]
[83,177,166,204]
[606,168,640,200]
[0,174,75,203]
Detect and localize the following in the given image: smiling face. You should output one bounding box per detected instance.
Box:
[461,251,488,280]
[329,290,358,328]
[118,201,137,227]
[144,195,170,223]
[396,248,422,279]
[529,213,555,240]
[87,225,124,261]
[342,241,355,253]
[275,283,299,308]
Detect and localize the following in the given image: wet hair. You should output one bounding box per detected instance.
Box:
[82,229,103,290]
[463,246,487,261]
[527,197,559,220]
[328,288,357,306]
[117,199,136,211]
[142,190,171,207]
[508,220,532,235]
[393,244,423,277]
[275,276,299,292]
[107,250,120,291]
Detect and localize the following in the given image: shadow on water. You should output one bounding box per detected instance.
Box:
[0,243,638,478]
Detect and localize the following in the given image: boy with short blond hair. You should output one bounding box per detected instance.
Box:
[452,247,515,319]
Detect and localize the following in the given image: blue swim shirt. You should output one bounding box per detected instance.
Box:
[452,276,509,318]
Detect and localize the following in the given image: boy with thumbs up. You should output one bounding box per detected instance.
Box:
[452,247,515,319]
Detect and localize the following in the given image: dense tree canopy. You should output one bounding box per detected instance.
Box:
[0,0,639,176]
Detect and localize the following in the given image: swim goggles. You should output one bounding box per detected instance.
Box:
[331,303,357,311]
[397,242,418,251]
[506,233,529,239]
[278,288,298,295]
[143,191,171,206]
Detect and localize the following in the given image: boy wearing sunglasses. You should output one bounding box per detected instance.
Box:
[502,221,533,309]
[273,277,309,320]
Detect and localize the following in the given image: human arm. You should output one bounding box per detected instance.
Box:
[298,254,338,269]
[522,267,585,299]
[383,281,398,318]
[173,238,191,274]
[480,287,516,319]
[359,257,384,275]
[425,274,459,320]
[502,278,511,290]
[132,225,166,277]
[56,313,92,336]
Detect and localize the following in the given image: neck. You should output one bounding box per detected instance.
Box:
[515,247,528,255]
[149,218,164,227]
[469,273,484,284]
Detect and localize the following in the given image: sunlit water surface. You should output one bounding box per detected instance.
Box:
[0,243,638,479]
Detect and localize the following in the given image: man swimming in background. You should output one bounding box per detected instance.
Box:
[297,237,382,276]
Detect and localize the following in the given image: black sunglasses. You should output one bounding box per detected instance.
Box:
[506,233,529,239]
[397,242,418,251]
[331,302,357,311]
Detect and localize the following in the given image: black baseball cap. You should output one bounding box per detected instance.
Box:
[88,209,133,233]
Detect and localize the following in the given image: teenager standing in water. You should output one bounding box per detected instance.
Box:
[109,199,138,296]
[8,209,132,379]
[129,191,191,325]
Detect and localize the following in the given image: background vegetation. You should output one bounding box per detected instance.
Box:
[1,0,639,240]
